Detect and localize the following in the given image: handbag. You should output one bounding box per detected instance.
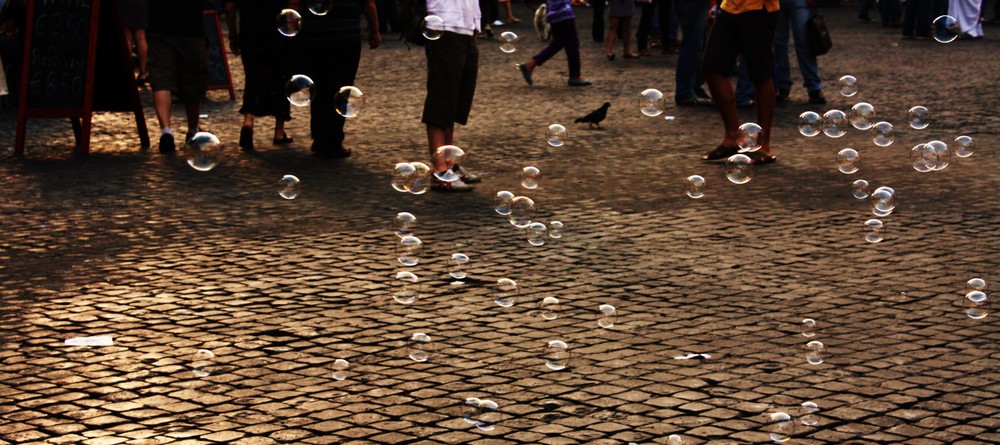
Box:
[806,11,833,56]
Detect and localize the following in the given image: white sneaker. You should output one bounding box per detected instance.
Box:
[453,165,481,183]
[432,177,474,192]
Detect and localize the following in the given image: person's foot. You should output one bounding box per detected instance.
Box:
[453,165,481,183]
[737,99,756,109]
[568,78,592,87]
[273,133,293,145]
[239,126,254,151]
[702,144,739,161]
[638,49,651,56]
[776,90,790,103]
[312,143,352,158]
[432,177,474,192]
[624,52,640,59]
[808,90,827,105]
[676,97,713,107]
[747,151,777,165]
[517,63,533,85]
[158,133,175,153]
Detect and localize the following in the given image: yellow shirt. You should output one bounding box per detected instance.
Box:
[720,0,779,14]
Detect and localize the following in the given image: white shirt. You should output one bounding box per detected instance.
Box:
[426,0,481,36]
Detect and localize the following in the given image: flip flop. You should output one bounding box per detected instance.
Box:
[748,152,777,165]
[701,145,739,161]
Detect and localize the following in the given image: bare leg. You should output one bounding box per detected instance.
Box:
[153,90,172,131]
[184,100,201,137]
[753,78,775,156]
[243,113,254,128]
[274,119,286,140]
[606,18,619,57]
[135,29,148,76]
[705,72,739,147]
[622,18,637,57]
[427,123,454,172]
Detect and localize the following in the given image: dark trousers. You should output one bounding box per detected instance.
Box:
[532,19,581,78]
[592,0,605,41]
[902,0,933,36]
[636,0,672,50]
[879,0,901,25]
[295,39,361,147]
[376,0,398,32]
[858,0,875,20]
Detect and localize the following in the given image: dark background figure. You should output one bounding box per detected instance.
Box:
[879,0,901,27]
[376,0,398,33]
[592,0,605,41]
[225,0,293,151]
[146,0,210,152]
[635,0,672,55]
[480,0,500,35]
[902,0,934,38]
[673,0,710,106]
[858,0,875,22]
[0,0,24,103]
[121,0,149,83]
[291,0,380,158]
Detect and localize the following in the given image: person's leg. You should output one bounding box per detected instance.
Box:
[706,72,739,145]
[153,90,173,132]
[135,29,148,77]
[673,0,707,101]
[741,9,778,156]
[423,33,469,168]
[701,10,741,150]
[657,0,673,49]
[562,21,583,79]
[593,0,606,41]
[312,41,362,152]
[622,17,636,56]
[606,17,620,56]
[636,2,653,53]
[915,0,933,36]
[735,58,755,105]
[787,0,820,94]
[427,124,454,166]
[530,23,569,70]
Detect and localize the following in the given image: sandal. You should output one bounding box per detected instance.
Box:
[273,134,294,145]
[701,145,739,161]
[748,152,777,165]
[239,126,253,151]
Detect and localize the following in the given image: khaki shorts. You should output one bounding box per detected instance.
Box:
[147,33,208,103]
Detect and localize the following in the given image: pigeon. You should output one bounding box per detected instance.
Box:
[574,102,611,128]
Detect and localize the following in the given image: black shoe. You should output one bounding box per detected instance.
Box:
[676,97,713,107]
[159,133,175,153]
[239,127,253,150]
[808,90,827,105]
[776,90,790,103]
[737,99,756,109]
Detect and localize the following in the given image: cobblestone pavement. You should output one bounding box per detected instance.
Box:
[1,6,999,445]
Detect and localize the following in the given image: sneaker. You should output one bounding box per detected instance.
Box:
[808,90,827,105]
[453,165,481,183]
[432,177,474,192]
[776,90,790,102]
[159,133,175,153]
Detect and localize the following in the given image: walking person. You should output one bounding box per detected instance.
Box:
[673,0,711,106]
[224,0,293,151]
[423,0,483,191]
[605,0,638,59]
[700,0,779,164]
[772,0,825,104]
[121,0,149,83]
[516,0,592,86]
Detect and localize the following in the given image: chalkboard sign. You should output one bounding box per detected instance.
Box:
[203,10,235,99]
[16,0,149,155]
[24,0,93,109]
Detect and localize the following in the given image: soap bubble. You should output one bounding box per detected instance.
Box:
[685,175,706,199]
[466,399,500,431]
[838,75,858,97]
[836,148,860,174]
[926,140,950,170]
[851,179,870,199]
[802,318,816,337]
[285,74,315,107]
[499,31,518,53]
[598,304,618,328]
[279,175,300,199]
[520,166,541,189]
[330,359,349,380]
[954,135,974,158]
[394,212,417,237]
[191,349,216,378]
[737,122,762,152]
[966,278,987,293]
[849,102,876,130]
[540,297,560,320]
[768,412,794,443]
[462,398,481,424]
[639,88,666,117]
[932,15,959,43]
[308,0,333,15]
[393,271,420,304]
[964,291,990,319]
[864,219,885,243]
[334,86,364,118]
[449,253,469,280]
[422,15,444,40]
[908,106,930,129]
[397,235,422,266]
[408,162,432,194]
[185,132,222,172]
[725,154,753,184]
[549,221,564,238]
[822,110,848,138]
[391,163,415,192]
[433,145,465,182]
[543,340,570,370]
[547,124,567,147]
[798,111,822,137]
[508,196,536,228]
[495,278,518,307]
[805,340,826,364]
[407,333,433,362]
[870,121,894,147]
[276,9,303,37]
[799,402,820,426]
[526,222,547,246]
[667,435,683,445]
[911,144,934,172]
[494,191,515,215]
[870,186,896,215]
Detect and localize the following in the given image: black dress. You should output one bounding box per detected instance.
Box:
[229,0,291,120]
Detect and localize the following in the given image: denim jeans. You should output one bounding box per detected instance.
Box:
[773,0,821,93]
[673,0,709,101]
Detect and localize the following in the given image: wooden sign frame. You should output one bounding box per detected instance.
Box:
[204,10,236,100]
[15,0,149,155]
